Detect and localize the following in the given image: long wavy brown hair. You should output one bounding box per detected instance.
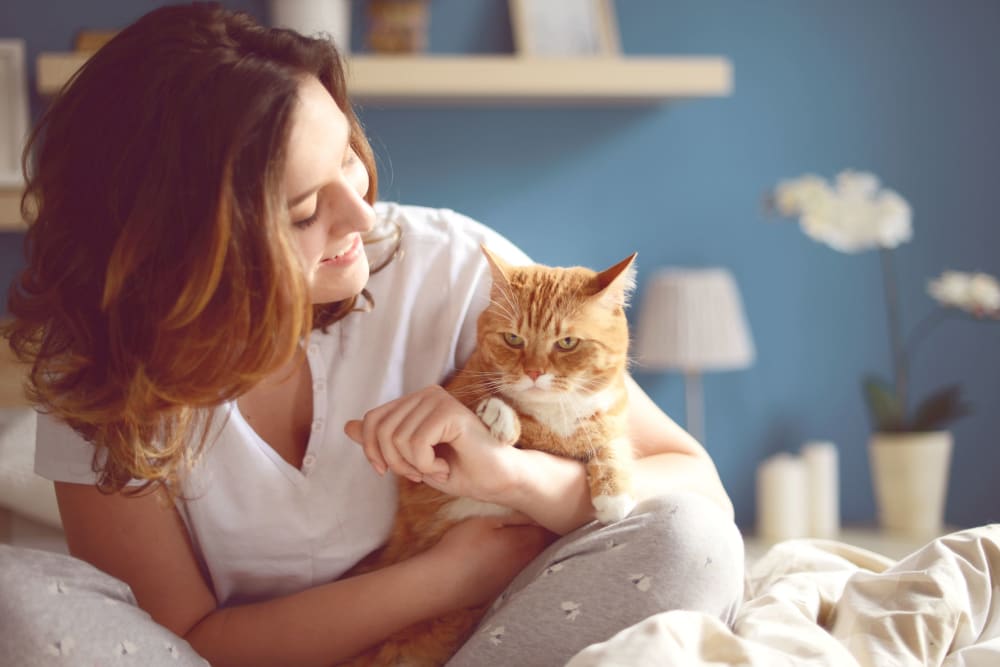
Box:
[5,3,388,495]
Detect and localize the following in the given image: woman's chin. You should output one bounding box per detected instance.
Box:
[309,259,370,304]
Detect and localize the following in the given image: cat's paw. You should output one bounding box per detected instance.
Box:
[593,494,637,524]
[476,397,520,445]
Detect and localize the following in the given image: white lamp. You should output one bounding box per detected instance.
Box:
[634,267,755,445]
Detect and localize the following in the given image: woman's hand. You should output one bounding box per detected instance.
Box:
[424,515,554,609]
[343,385,522,504]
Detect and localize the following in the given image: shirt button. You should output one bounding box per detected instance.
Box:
[313,379,326,393]
[302,454,316,468]
[311,419,324,433]
[307,343,320,356]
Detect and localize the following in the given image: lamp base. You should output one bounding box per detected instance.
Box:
[683,370,704,445]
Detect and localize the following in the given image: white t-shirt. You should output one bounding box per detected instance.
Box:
[34,203,530,606]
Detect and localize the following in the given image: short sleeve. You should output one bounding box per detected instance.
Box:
[34,412,102,485]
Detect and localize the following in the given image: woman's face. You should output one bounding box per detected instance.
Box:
[283,76,375,304]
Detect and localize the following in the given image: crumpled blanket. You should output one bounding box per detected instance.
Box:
[567,524,1000,667]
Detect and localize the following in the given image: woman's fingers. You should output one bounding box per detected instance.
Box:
[389,397,452,479]
[344,419,387,475]
[349,393,416,479]
[345,386,461,481]
[368,395,426,482]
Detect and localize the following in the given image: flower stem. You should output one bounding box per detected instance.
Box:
[904,307,950,368]
[879,249,907,416]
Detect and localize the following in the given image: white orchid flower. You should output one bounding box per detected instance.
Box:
[772,171,993,433]
[873,191,913,249]
[928,271,1000,315]
[968,273,1000,313]
[836,170,881,199]
[775,170,912,254]
[928,271,972,309]
[773,174,832,217]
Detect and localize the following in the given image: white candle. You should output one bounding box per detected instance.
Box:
[802,441,840,539]
[756,453,809,541]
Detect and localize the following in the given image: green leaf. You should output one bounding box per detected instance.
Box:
[863,375,905,432]
[910,385,972,431]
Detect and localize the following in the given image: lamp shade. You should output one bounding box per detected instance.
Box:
[634,267,755,371]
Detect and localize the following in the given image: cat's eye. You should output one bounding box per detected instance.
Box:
[503,332,525,348]
[555,337,579,351]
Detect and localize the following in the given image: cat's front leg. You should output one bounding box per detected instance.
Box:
[475,396,521,446]
[587,438,637,524]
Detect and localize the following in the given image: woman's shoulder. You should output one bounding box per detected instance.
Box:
[373,202,530,266]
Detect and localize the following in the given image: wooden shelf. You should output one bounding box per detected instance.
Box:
[37,52,732,105]
[344,55,732,104]
[17,53,731,218]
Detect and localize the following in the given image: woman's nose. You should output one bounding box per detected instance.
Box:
[327,181,375,235]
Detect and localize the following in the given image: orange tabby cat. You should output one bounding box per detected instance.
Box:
[341,246,637,667]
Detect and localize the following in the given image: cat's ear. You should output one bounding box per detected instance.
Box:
[480,244,513,290]
[594,253,637,310]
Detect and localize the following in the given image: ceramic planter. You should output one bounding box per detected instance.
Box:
[869,430,952,538]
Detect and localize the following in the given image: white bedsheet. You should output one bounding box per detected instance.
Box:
[568,524,1000,667]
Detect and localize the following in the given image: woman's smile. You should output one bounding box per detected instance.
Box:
[319,233,363,268]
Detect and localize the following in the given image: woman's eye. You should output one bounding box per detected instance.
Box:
[293,211,318,230]
[503,332,525,348]
[555,337,579,351]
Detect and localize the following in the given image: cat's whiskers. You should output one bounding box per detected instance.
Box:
[451,365,504,378]
[487,302,518,329]
[575,375,614,396]
[447,372,511,407]
[489,285,520,327]
[448,383,504,403]
[451,369,503,380]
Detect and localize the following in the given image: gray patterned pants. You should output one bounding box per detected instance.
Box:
[447,492,745,667]
[0,492,742,666]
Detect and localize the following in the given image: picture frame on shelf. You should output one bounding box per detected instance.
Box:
[0,39,29,187]
[509,0,620,57]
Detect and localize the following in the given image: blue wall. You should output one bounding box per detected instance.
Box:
[2,1,998,530]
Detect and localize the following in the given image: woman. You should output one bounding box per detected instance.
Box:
[3,4,743,666]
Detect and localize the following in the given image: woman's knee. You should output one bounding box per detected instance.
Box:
[628,492,745,620]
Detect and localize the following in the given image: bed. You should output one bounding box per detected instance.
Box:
[3,407,999,666]
[569,525,1000,666]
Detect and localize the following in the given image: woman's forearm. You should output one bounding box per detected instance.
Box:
[185,550,457,667]
[504,449,596,534]
[503,448,733,535]
[632,451,734,520]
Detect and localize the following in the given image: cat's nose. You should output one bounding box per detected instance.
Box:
[525,370,542,381]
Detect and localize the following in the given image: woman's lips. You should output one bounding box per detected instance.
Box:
[319,234,363,267]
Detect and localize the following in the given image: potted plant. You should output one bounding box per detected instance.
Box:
[770,170,999,537]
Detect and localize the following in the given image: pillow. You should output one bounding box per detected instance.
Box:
[0,408,62,530]
[0,544,207,665]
